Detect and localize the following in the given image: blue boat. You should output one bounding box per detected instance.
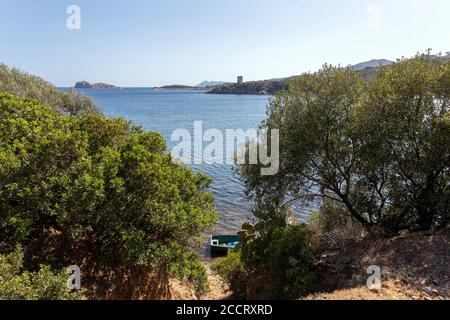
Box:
[210,235,240,255]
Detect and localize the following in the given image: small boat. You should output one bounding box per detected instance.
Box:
[210,235,240,255]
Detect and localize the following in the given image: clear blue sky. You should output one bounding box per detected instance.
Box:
[1,0,449,87]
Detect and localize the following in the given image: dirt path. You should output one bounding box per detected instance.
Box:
[200,260,230,300]
[169,259,230,300]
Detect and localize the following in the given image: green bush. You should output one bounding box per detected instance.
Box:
[308,200,366,249]
[213,225,317,300]
[242,225,317,299]
[0,93,217,298]
[212,250,247,299]
[0,246,86,300]
[0,64,97,115]
[168,249,210,295]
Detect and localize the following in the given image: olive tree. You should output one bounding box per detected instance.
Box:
[238,65,379,229]
[355,55,450,231]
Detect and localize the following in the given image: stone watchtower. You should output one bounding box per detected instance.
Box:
[237,76,243,84]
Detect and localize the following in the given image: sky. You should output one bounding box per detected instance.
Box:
[0,0,449,87]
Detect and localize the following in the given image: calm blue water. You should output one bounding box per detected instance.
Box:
[67,88,315,235]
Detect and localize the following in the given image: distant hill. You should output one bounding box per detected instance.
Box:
[352,59,394,71]
[207,59,395,96]
[154,85,203,90]
[196,81,229,88]
[75,81,118,89]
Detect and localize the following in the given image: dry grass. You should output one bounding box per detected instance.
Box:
[306,229,449,300]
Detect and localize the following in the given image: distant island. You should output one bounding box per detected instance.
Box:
[75,81,119,89]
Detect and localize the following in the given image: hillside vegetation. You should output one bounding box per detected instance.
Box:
[208,78,290,95]
[0,64,97,115]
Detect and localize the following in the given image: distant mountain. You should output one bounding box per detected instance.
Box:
[427,53,450,63]
[196,81,229,88]
[352,59,394,71]
[75,81,118,89]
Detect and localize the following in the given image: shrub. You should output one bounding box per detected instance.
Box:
[0,93,217,298]
[213,225,317,300]
[212,250,247,299]
[308,200,366,250]
[168,249,210,295]
[0,64,97,115]
[242,225,317,299]
[0,246,86,300]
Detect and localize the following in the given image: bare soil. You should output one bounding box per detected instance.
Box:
[306,229,449,300]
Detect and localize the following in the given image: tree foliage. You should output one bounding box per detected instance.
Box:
[238,54,450,234]
[0,246,86,300]
[213,224,317,300]
[355,55,450,231]
[0,93,217,297]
